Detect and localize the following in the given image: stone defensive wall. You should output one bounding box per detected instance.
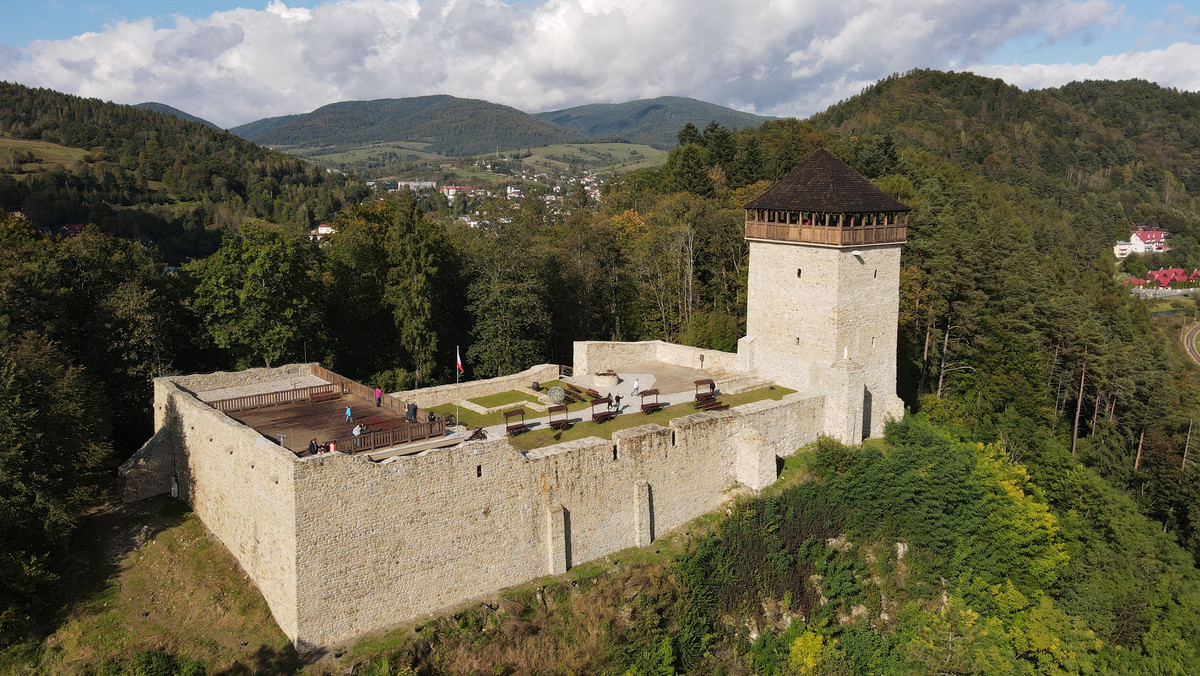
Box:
[120,365,306,640]
[573,340,744,377]
[291,389,824,647]
[119,363,827,648]
[396,364,562,408]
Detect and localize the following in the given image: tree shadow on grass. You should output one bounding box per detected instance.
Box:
[214,643,316,675]
[44,493,190,630]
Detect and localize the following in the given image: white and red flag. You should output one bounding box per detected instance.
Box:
[456,346,464,373]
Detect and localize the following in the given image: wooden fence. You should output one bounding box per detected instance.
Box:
[329,418,446,454]
[208,383,344,412]
[206,364,446,451]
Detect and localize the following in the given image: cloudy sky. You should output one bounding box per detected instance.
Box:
[2,0,1198,129]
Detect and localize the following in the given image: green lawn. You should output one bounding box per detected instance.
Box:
[433,385,793,442]
[469,390,540,408]
[429,403,506,430]
[507,386,794,451]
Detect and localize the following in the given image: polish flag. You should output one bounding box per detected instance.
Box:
[456,346,464,373]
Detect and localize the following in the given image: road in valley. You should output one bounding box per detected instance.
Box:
[1184,322,1200,366]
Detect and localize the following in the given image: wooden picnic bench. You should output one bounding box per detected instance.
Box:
[639,389,666,414]
[548,404,571,431]
[590,396,616,423]
[586,388,602,399]
[694,379,716,403]
[504,408,527,436]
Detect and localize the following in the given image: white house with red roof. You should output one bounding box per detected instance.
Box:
[1131,229,1167,254]
[1115,226,1170,259]
[1144,267,1192,288]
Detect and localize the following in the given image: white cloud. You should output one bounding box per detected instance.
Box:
[0,0,1189,128]
[969,42,1200,92]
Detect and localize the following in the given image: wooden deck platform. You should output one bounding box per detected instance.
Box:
[226,393,410,455]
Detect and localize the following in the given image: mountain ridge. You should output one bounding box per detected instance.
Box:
[227,94,774,157]
[535,95,774,148]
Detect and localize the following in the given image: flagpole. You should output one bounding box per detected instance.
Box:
[456,345,461,427]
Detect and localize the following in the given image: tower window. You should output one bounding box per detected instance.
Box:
[476,465,482,478]
[872,336,876,348]
[873,269,878,279]
[796,337,801,345]
[796,268,802,279]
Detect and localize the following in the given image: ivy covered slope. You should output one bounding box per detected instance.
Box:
[0,81,367,261]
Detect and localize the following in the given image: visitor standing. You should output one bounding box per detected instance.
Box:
[632,378,640,396]
[375,386,382,407]
[345,406,353,422]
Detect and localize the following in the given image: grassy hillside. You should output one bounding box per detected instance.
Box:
[234,95,587,157]
[0,498,298,675]
[536,95,773,148]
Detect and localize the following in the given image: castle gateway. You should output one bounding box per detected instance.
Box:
[120,150,909,648]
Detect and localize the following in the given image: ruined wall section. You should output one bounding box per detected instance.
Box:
[573,341,741,376]
[172,364,312,396]
[397,364,561,408]
[118,380,178,501]
[159,376,302,640]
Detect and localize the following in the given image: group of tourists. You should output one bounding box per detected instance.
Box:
[308,438,336,454]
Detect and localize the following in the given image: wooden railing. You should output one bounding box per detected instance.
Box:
[306,364,435,422]
[209,383,345,412]
[331,418,446,454]
[306,364,445,448]
[208,364,446,451]
[745,220,906,246]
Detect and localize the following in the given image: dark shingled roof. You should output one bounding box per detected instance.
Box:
[744,149,911,213]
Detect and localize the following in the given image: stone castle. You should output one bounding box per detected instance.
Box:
[119,149,909,649]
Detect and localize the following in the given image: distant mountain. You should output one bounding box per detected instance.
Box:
[229,113,305,141]
[231,95,587,157]
[535,96,774,148]
[134,102,220,129]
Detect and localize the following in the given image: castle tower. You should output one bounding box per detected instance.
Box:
[737,149,909,441]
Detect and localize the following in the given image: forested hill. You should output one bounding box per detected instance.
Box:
[0,81,366,260]
[133,101,220,129]
[231,95,588,156]
[810,70,1200,262]
[535,95,774,148]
